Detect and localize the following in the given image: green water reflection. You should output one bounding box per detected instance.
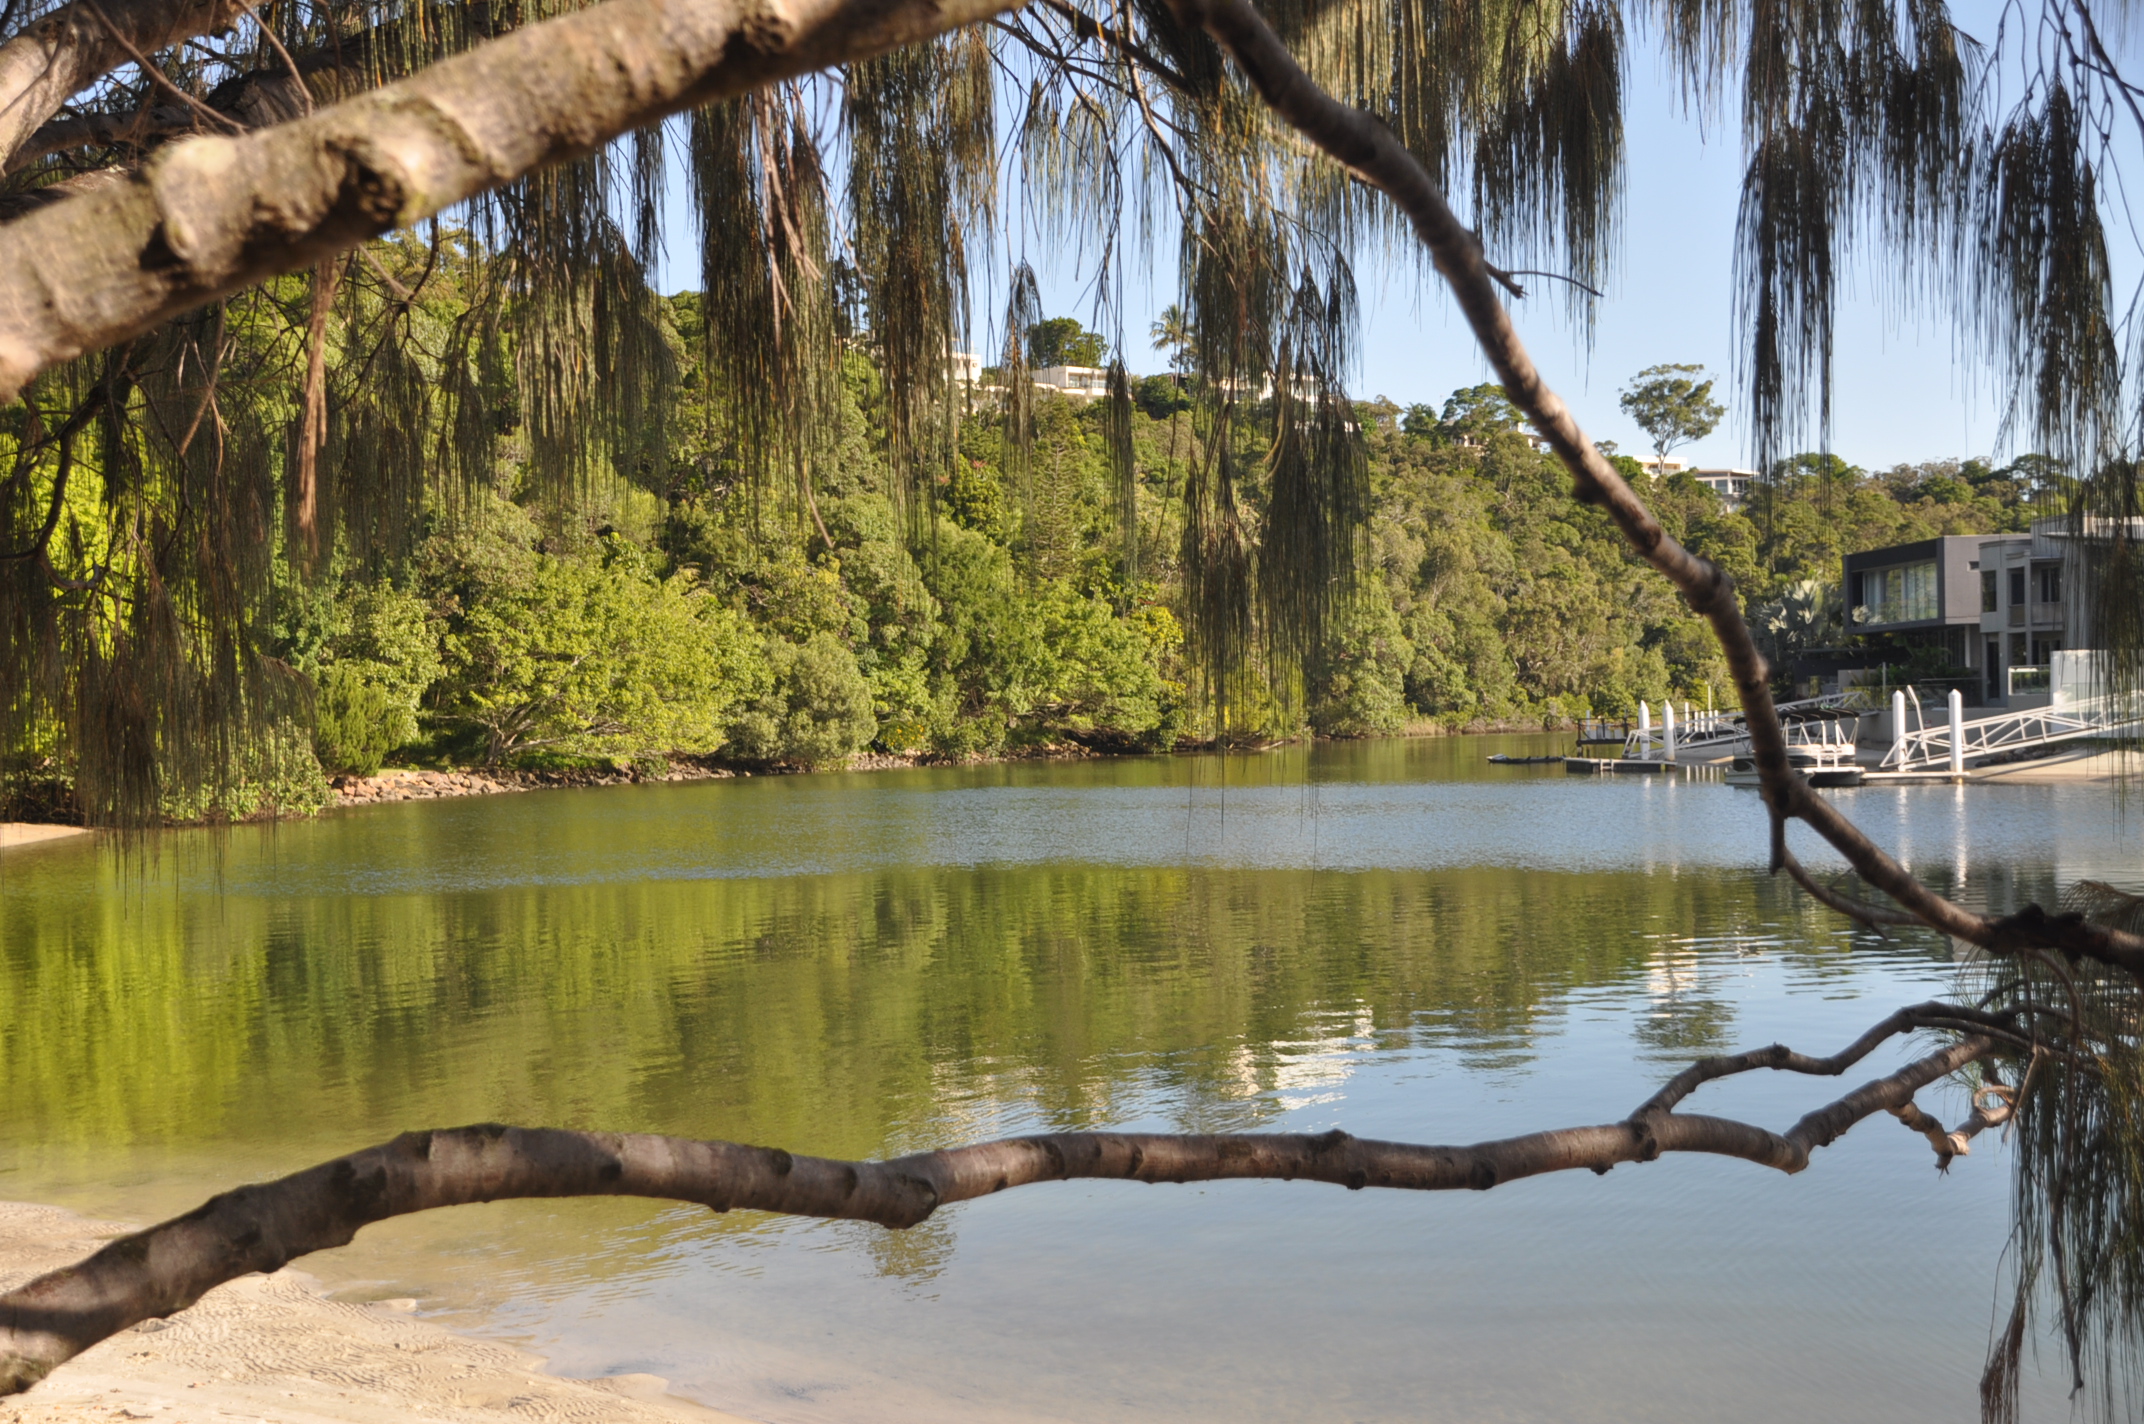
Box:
[0,735,2108,1422]
[3,847,1867,1180]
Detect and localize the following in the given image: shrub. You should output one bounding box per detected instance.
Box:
[727,633,877,767]
[313,663,408,776]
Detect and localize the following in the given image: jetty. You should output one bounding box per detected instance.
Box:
[1549,674,2136,785]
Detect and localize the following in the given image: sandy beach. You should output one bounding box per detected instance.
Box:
[0,826,90,850]
[0,1203,756,1424]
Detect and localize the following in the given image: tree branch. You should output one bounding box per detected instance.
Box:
[4,3,514,174]
[0,0,244,170]
[1171,0,2144,985]
[0,0,1027,402]
[0,1022,1993,1395]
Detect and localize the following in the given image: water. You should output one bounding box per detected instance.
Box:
[2,734,2136,1422]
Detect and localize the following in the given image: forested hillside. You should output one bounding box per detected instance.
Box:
[2,257,2040,822]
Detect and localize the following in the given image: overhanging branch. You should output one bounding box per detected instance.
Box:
[1171,0,2144,984]
[0,0,1028,402]
[0,1017,1993,1395]
[0,0,245,169]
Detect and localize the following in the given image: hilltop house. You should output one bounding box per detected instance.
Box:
[1636,456,1760,506]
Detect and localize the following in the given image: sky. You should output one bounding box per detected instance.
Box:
[650,2,2133,476]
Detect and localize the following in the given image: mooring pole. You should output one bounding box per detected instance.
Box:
[1891,690,1907,765]
[1664,699,1677,762]
[1948,689,1965,775]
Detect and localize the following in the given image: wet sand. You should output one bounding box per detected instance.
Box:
[0,827,90,850]
[0,1203,756,1424]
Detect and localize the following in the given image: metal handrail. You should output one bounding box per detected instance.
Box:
[1879,695,2120,771]
[1620,691,1865,761]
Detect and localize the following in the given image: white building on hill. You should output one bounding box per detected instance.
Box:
[1635,456,1759,506]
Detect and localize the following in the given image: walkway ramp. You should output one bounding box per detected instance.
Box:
[1880,697,2133,771]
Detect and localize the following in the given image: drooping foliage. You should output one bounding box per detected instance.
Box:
[3,0,2144,822]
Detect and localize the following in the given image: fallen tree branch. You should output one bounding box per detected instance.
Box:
[0,1019,1992,1394]
[1170,0,2144,984]
[0,0,1026,401]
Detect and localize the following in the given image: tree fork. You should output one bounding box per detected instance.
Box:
[0,0,248,168]
[0,1016,1994,1395]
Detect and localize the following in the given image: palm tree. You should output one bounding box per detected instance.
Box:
[1149,303,1192,376]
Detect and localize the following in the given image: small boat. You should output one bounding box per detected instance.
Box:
[1724,747,1865,788]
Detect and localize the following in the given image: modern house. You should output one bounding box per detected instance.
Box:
[1973,525,2069,702]
[1842,517,2141,706]
[1035,365,1111,398]
[1841,535,1990,682]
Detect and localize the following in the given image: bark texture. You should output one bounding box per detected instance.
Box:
[0,1013,1990,1395]
[0,0,1021,402]
[1174,0,2144,983]
[0,0,245,169]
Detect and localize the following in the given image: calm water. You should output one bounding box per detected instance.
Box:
[3,734,2137,1422]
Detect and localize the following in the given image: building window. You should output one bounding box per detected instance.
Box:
[1860,560,1939,624]
[2035,564,2062,602]
[2009,567,2027,606]
[1981,570,1998,612]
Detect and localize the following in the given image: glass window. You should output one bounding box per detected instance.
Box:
[2035,564,2062,602]
[1860,561,1938,624]
[1981,570,1998,612]
[2009,567,2026,605]
[1904,562,1936,620]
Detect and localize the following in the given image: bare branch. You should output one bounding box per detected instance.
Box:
[1780,848,1925,932]
[0,1023,1994,1395]
[3,102,197,172]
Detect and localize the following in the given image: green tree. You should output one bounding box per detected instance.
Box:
[439,546,761,764]
[1618,364,1725,467]
[727,632,877,766]
[1027,316,1109,368]
[1149,303,1192,372]
[1439,384,1524,440]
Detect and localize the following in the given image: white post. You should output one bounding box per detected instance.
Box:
[1892,690,1907,763]
[1637,700,1651,759]
[1948,689,1965,775]
[1664,699,1678,761]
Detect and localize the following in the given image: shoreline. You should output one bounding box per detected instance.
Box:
[3,719,1587,827]
[0,1201,756,1424]
[325,717,1579,809]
